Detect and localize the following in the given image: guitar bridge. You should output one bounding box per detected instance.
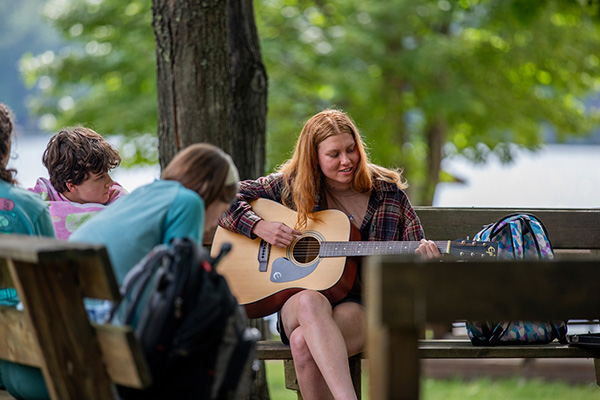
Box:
[258,239,270,272]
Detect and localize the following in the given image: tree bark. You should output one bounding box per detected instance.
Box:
[422,117,445,206]
[228,0,267,180]
[227,3,270,398]
[152,0,270,398]
[152,0,230,169]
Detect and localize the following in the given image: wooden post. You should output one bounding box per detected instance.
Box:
[9,259,114,400]
[366,255,422,399]
[349,356,362,398]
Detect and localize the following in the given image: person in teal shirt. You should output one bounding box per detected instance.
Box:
[2,137,239,400]
[0,103,55,400]
[0,104,54,241]
[70,143,239,285]
[0,102,55,303]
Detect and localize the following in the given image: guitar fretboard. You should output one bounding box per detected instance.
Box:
[319,241,450,257]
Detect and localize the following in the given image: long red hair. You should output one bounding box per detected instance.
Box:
[278,109,407,229]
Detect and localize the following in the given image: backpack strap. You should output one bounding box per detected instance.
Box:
[520,215,543,258]
[551,321,569,344]
[120,244,171,293]
[109,245,172,323]
[524,213,555,253]
[481,321,511,345]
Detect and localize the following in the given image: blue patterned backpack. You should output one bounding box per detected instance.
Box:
[465,213,568,346]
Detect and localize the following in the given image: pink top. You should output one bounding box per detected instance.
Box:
[29,177,128,240]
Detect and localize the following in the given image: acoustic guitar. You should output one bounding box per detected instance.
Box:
[211,198,498,318]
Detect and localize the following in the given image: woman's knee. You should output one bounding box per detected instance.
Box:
[288,328,312,363]
[293,290,331,322]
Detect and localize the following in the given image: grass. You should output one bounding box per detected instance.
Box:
[264,361,600,399]
[422,378,600,399]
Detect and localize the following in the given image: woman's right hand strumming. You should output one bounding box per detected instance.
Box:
[252,220,302,248]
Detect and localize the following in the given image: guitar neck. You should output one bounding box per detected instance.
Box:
[319,240,451,257]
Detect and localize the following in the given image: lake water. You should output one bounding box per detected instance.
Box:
[8,134,161,192]
[434,144,600,208]
[9,135,598,331]
[9,134,600,209]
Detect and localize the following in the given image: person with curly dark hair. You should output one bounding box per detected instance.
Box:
[29,126,127,239]
[71,143,239,285]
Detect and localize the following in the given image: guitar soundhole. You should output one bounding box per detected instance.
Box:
[292,236,321,264]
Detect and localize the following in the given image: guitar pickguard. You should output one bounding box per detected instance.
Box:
[271,257,320,283]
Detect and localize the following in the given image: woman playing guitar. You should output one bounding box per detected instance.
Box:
[219,109,440,400]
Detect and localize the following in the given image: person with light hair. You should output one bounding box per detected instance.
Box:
[219,109,440,400]
[70,142,239,284]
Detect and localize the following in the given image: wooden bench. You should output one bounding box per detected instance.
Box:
[365,257,600,399]
[255,207,600,399]
[0,234,151,400]
[2,208,596,399]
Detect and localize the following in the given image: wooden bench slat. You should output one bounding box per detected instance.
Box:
[95,324,152,388]
[257,341,294,360]
[415,207,600,250]
[367,258,600,325]
[10,259,114,400]
[0,235,120,301]
[0,307,152,389]
[257,339,600,360]
[419,340,600,359]
[0,234,107,262]
[0,307,41,366]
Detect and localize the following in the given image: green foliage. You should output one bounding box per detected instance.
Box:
[257,0,600,202]
[18,0,600,199]
[20,0,158,166]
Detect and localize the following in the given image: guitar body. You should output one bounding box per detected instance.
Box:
[212,199,499,318]
[211,199,358,318]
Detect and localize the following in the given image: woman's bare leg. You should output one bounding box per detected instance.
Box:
[281,291,364,400]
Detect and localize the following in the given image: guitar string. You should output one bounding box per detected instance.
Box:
[290,241,490,257]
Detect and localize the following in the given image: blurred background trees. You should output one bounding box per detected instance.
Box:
[16,0,159,167]
[259,0,600,203]
[2,0,600,204]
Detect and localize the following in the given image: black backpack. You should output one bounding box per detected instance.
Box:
[110,237,259,400]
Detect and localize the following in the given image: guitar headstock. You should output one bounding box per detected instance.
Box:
[447,239,499,259]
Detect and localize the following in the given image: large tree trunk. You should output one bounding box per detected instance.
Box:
[152,1,271,398]
[152,0,230,169]
[227,1,270,399]
[228,0,267,181]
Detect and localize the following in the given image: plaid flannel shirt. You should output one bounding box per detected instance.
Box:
[219,172,425,242]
